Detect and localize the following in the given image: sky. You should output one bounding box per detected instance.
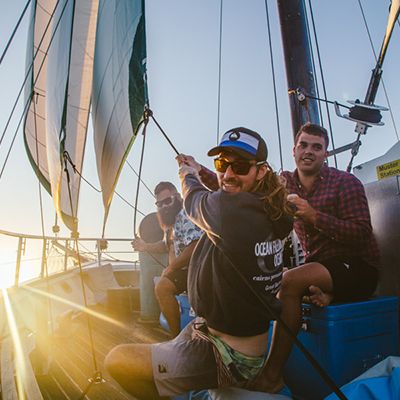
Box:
[0,0,399,281]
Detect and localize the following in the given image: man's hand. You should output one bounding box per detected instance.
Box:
[131,236,148,252]
[287,194,317,225]
[176,154,201,171]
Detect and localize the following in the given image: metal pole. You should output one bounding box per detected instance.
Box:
[277,0,320,138]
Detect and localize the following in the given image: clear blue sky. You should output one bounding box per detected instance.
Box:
[0,1,399,256]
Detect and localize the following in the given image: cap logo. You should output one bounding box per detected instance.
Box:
[229,131,240,141]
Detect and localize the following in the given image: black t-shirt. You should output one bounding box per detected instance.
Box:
[182,174,293,336]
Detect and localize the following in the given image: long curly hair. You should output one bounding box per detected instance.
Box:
[252,163,293,220]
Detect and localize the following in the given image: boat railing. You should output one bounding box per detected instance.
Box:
[0,228,139,287]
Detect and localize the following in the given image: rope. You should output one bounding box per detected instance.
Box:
[126,160,155,198]
[33,96,55,336]
[133,114,150,235]
[62,152,103,387]
[348,104,382,124]
[62,151,145,216]
[216,0,223,144]
[264,0,284,171]
[358,0,399,141]
[149,112,180,155]
[307,0,337,167]
[219,247,348,400]
[131,110,167,269]
[0,0,33,65]
[0,0,66,149]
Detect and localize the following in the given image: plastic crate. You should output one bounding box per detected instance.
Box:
[160,293,196,332]
[284,296,399,400]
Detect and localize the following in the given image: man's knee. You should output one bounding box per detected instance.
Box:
[155,277,177,298]
[105,344,153,381]
[105,345,127,379]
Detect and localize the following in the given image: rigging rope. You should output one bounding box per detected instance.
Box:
[133,113,150,236]
[216,0,223,144]
[147,108,347,398]
[150,112,180,155]
[62,151,103,390]
[307,0,338,167]
[126,160,155,198]
[33,96,55,335]
[62,151,145,216]
[0,0,66,149]
[264,0,284,171]
[131,110,168,269]
[358,0,399,141]
[0,0,32,65]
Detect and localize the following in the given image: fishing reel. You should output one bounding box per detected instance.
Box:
[334,99,388,135]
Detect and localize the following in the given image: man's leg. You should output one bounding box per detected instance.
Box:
[155,277,180,337]
[105,343,167,400]
[253,262,333,393]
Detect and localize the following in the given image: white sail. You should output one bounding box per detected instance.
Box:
[92,0,148,227]
[24,0,58,195]
[45,0,99,232]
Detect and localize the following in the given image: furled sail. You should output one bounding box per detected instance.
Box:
[379,0,400,64]
[25,0,99,232]
[92,0,148,228]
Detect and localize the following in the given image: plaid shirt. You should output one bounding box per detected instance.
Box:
[281,165,380,267]
[199,165,219,191]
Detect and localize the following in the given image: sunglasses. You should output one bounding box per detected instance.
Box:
[155,195,176,208]
[214,158,265,175]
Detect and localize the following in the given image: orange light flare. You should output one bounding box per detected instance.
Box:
[22,286,125,328]
[2,288,27,399]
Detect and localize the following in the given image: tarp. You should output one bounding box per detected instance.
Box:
[325,356,400,400]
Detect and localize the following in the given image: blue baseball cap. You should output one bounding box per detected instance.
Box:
[207,127,268,161]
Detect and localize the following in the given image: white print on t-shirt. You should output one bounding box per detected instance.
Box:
[255,239,283,274]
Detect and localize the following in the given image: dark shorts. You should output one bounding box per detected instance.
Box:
[151,319,218,396]
[320,256,379,302]
[164,267,188,294]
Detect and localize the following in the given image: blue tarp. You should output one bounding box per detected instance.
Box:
[325,356,400,400]
[173,356,400,400]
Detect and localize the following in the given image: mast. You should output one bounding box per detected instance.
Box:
[277,0,320,140]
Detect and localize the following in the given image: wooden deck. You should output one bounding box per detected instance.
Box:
[37,307,170,400]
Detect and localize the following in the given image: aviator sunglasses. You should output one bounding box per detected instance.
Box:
[214,158,265,175]
[155,195,176,208]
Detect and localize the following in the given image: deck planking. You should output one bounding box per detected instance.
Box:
[38,306,170,400]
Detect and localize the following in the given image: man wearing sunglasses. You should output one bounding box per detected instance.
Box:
[132,181,202,338]
[106,128,294,398]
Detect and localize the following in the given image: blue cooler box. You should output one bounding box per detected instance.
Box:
[283,296,399,400]
[160,294,196,332]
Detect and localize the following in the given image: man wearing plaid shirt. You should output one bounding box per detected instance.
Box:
[259,122,380,393]
[172,123,380,393]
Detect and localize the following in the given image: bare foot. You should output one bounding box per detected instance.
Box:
[308,285,333,307]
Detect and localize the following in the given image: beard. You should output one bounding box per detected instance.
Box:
[157,197,183,228]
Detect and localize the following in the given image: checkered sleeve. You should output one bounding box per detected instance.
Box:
[314,174,373,244]
[199,165,219,191]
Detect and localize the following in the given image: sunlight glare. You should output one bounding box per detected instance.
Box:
[23,286,125,328]
[2,288,26,399]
